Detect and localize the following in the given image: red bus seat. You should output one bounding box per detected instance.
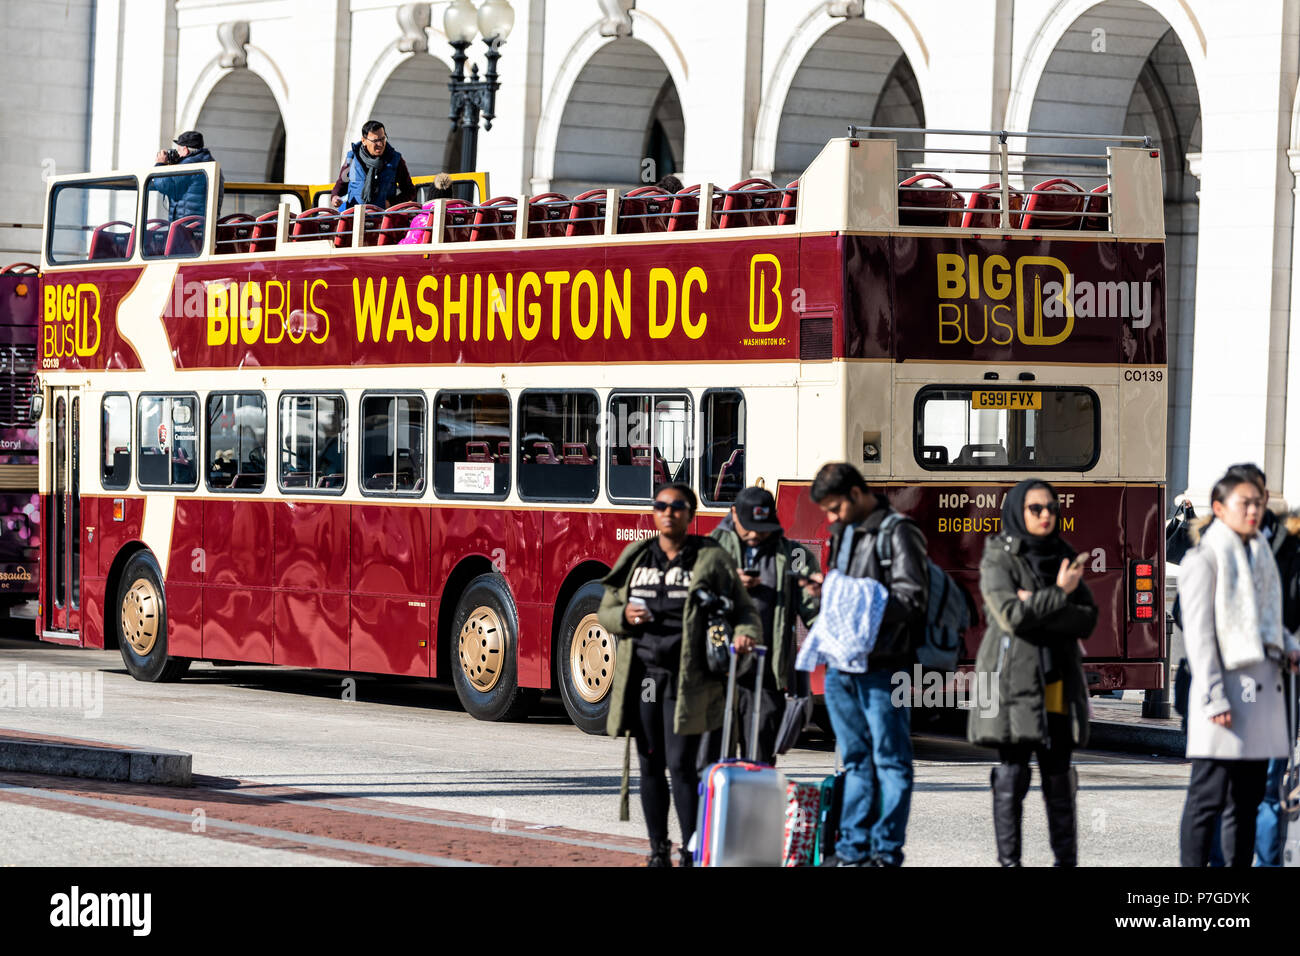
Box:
[215,213,254,255]
[898,174,964,227]
[471,196,518,241]
[377,201,421,245]
[141,218,170,256]
[0,262,38,274]
[249,210,280,252]
[444,199,474,243]
[562,442,595,465]
[566,189,608,237]
[333,204,383,248]
[1081,184,1110,231]
[618,186,671,234]
[88,221,134,260]
[527,193,570,238]
[465,441,492,462]
[961,183,1023,229]
[713,447,744,501]
[531,441,560,464]
[164,216,205,256]
[955,442,1008,466]
[1020,178,1085,231]
[777,180,799,226]
[667,185,721,232]
[497,441,511,460]
[291,207,338,242]
[719,178,779,229]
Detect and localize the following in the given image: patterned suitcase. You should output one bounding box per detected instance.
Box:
[694,646,788,867]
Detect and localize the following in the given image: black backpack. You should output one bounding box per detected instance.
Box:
[874,513,975,672]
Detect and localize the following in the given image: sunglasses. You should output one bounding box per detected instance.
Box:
[653,499,691,513]
[1026,502,1060,517]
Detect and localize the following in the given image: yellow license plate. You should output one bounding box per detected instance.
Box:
[972,390,1042,411]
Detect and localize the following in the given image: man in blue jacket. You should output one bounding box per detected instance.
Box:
[329,121,416,212]
[152,130,224,221]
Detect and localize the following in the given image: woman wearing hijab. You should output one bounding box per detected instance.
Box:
[1177,469,1300,866]
[969,480,1097,866]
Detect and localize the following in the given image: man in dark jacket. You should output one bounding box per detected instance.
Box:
[709,486,820,763]
[329,121,416,212]
[807,462,928,866]
[153,130,225,221]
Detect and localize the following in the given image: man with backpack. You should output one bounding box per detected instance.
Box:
[806,462,929,866]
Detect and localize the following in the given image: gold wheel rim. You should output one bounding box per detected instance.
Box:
[570,613,613,704]
[459,605,505,693]
[122,578,160,656]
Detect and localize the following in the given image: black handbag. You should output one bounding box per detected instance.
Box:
[1166,499,1196,566]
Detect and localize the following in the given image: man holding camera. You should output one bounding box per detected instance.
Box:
[153,130,224,220]
[709,486,820,764]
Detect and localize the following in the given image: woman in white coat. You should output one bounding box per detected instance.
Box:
[1178,470,1300,866]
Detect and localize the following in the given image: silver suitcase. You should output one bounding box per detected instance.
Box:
[694,646,788,867]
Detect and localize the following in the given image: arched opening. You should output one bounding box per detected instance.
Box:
[1025,1,1202,505]
[195,70,284,183]
[773,18,924,184]
[551,38,684,194]
[367,54,453,179]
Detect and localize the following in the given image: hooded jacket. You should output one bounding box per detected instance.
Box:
[708,514,820,692]
[153,148,225,220]
[967,481,1097,749]
[599,535,762,737]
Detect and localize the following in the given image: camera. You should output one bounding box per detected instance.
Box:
[163,149,181,165]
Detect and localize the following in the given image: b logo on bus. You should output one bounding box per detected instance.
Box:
[42,283,102,359]
[748,254,781,333]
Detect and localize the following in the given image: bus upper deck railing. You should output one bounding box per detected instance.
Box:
[847,125,1157,232]
[44,129,1165,267]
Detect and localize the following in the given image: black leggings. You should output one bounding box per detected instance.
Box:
[996,714,1074,774]
[632,661,702,846]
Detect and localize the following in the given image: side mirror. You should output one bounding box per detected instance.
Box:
[29,393,43,420]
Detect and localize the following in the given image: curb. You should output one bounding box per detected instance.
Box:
[1087,719,1184,758]
[0,737,192,786]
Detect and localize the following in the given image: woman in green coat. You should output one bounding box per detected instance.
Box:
[599,482,762,867]
[968,479,1097,866]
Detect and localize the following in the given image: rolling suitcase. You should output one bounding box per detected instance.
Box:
[694,645,788,866]
[811,750,844,866]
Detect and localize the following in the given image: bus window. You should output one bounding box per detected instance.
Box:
[363,393,427,495]
[701,390,746,505]
[434,391,508,499]
[137,394,199,489]
[914,386,1099,471]
[518,390,598,502]
[101,393,131,489]
[279,393,347,493]
[607,392,692,502]
[47,177,139,265]
[207,393,267,492]
[143,170,209,259]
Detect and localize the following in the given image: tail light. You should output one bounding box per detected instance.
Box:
[1129,558,1157,622]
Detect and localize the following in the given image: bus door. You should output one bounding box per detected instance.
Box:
[45,386,80,636]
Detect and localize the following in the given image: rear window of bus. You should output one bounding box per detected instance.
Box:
[914,386,1099,471]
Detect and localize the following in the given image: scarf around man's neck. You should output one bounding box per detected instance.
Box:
[356,145,384,205]
[1201,517,1284,669]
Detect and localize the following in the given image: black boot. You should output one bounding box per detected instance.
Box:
[646,838,673,867]
[991,764,1031,866]
[1041,768,1078,867]
[678,845,694,867]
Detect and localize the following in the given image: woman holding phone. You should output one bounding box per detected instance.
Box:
[598,483,761,867]
[968,479,1098,866]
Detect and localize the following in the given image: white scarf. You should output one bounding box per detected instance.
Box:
[1201,518,1284,669]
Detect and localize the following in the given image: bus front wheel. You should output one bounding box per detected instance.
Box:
[450,574,532,721]
[555,581,615,735]
[117,552,190,683]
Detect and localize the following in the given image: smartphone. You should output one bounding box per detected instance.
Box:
[628,596,653,620]
[742,566,760,576]
[1070,552,1088,570]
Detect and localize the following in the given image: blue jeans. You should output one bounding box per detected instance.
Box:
[823,667,913,865]
[1254,758,1287,866]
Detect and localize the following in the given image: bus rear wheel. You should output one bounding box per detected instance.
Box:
[117,552,190,683]
[450,574,531,721]
[556,581,615,735]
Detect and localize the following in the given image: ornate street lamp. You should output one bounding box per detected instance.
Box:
[445,0,515,174]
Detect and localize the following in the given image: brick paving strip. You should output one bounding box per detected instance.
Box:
[0,729,647,867]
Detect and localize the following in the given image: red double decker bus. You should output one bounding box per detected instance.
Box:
[0,263,40,625]
[34,127,1167,731]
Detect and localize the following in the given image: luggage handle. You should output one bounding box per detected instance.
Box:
[720,643,768,762]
